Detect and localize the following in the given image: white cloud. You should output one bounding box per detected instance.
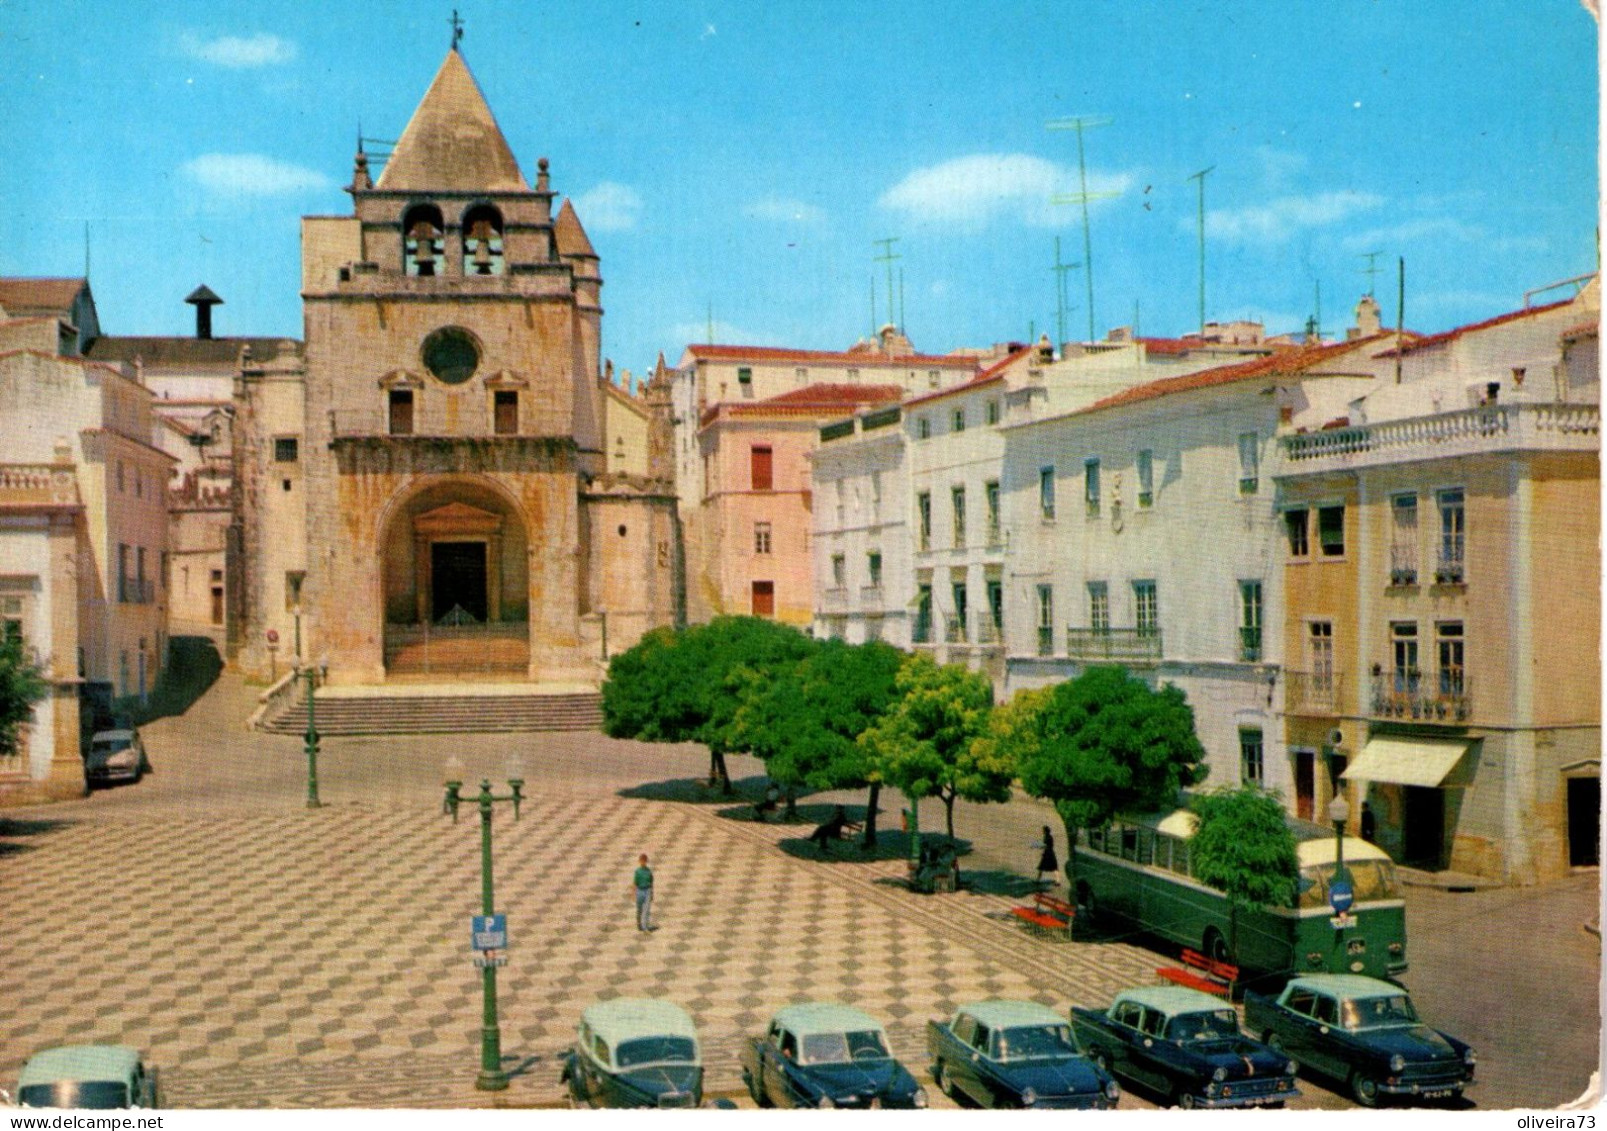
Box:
[880,154,1130,228]
[179,31,296,68]
[571,183,642,232]
[182,153,331,197]
[1203,191,1383,243]
[1254,146,1308,191]
[1343,217,1480,250]
[744,197,827,225]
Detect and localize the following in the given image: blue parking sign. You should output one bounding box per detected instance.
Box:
[1329,879,1354,915]
[472,914,508,950]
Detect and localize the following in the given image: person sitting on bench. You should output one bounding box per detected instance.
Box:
[808,805,861,853]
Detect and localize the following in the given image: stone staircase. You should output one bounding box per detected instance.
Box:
[262,689,603,736]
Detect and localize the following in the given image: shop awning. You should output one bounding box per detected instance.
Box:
[1343,736,1470,788]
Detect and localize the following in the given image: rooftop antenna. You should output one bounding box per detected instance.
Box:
[1395,257,1405,385]
[1049,236,1081,350]
[1048,115,1117,342]
[1187,166,1215,337]
[873,237,901,327]
[83,222,90,279]
[1133,298,1141,340]
[706,302,714,345]
[869,275,877,339]
[1313,278,1323,342]
[1361,250,1383,297]
[449,9,465,50]
[898,267,906,335]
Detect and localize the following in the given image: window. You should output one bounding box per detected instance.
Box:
[1039,466,1056,520]
[423,327,481,385]
[845,368,860,384]
[1084,458,1101,516]
[117,460,125,492]
[1238,432,1260,494]
[1240,727,1265,787]
[493,391,518,435]
[135,466,142,498]
[867,551,882,588]
[461,204,505,275]
[1437,488,1465,582]
[917,416,931,440]
[1437,621,1465,696]
[835,480,845,524]
[950,581,969,642]
[1137,449,1154,508]
[915,584,933,644]
[1390,493,1419,584]
[1285,508,1310,557]
[754,522,772,555]
[1317,505,1345,556]
[1240,580,1263,661]
[1,596,23,645]
[986,399,1000,425]
[917,492,932,550]
[389,389,414,435]
[737,366,754,398]
[1088,582,1109,633]
[986,579,1003,638]
[831,553,846,589]
[750,445,773,491]
[952,408,966,434]
[985,480,1001,545]
[1391,622,1420,693]
[118,543,130,602]
[869,472,882,521]
[795,367,808,386]
[951,486,966,549]
[1037,585,1054,656]
[1134,581,1158,638]
[1310,621,1334,695]
[751,580,774,617]
[286,570,305,611]
[927,369,941,389]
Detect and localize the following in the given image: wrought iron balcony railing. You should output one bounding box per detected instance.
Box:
[1370,670,1471,722]
[1064,627,1163,663]
[1285,670,1344,715]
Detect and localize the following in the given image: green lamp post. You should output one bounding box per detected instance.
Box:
[443,754,525,1092]
[300,656,327,809]
[1328,793,1351,886]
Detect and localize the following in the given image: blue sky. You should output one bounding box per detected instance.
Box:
[1,1,1597,375]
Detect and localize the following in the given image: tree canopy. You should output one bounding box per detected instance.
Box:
[0,635,48,757]
[1188,785,1300,912]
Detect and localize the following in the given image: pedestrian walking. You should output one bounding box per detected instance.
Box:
[1033,825,1059,887]
[1360,801,1377,843]
[633,853,655,931]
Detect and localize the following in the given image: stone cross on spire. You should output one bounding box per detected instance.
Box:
[450,9,465,50]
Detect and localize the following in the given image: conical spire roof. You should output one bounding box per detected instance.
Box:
[554,199,597,258]
[376,49,528,192]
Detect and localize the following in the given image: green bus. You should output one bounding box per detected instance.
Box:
[1073,808,1406,985]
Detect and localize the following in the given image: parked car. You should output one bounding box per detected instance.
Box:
[1243,974,1475,1106]
[85,729,148,785]
[740,1002,927,1109]
[1070,985,1299,1108]
[560,999,703,1109]
[927,999,1119,1109]
[15,1046,158,1109]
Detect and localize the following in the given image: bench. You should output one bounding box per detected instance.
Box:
[1156,948,1238,996]
[1010,892,1076,935]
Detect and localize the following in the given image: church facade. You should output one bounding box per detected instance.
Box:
[234,48,677,686]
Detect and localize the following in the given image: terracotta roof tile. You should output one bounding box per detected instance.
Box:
[759,383,904,407]
[903,346,1032,407]
[0,277,86,316]
[685,343,976,368]
[1378,298,1573,357]
[86,336,301,368]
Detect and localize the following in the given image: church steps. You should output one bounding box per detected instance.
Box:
[262,691,602,736]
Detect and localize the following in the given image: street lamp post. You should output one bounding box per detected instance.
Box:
[443,755,524,1092]
[1328,793,1351,885]
[300,656,327,809]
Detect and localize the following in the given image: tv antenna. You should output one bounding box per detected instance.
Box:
[873,237,901,328]
[1187,166,1215,337]
[1048,115,1117,343]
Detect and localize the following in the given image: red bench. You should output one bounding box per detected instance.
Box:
[1156,948,1238,996]
[1010,892,1075,935]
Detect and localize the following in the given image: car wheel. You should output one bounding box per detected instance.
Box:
[934,1060,954,1099]
[1203,927,1231,965]
[1177,1090,1197,1110]
[1350,1072,1381,1108]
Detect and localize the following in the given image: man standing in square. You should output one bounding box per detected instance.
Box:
[633,853,655,932]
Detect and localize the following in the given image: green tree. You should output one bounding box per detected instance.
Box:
[728,639,904,839]
[0,635,48,759]
[601,616,817,793]
[1189,785,1300,959]
[1012,666,1207,892]
[858,654,1004,839]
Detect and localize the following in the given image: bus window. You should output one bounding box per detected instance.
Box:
[1135,829,1155,865]
[1298,860,1401,908]
[1087,826,1107,854]
[1120,826,1139,860]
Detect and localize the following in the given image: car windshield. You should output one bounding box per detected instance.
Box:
[1297,860,1402,907]
[801,1029,890,1064]
[614,1036,697,1068]
[1166,1009,1241,1042]
[91,738,131,754]
[995,1024,1078,1062]
[1342,994,1419,1030]
[19,1082,130,1109]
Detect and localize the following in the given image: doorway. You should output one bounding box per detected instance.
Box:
[1402,786,1445,869]
[1294,748,1315,820]
[432,541,488,623]
[1567,776,1599,867]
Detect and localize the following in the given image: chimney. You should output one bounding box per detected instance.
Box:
[185,285,223,340]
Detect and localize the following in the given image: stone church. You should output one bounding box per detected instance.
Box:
[234,46,678,687]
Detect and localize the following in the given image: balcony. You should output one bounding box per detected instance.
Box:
[1239,626,1263,663]
[944,617,969,645]
[118,577,156,604]
[975,615,1004,648]
[1279,403,1599,472]
[1388,543,1419,587]
[1036,625,1054,657]
[1064,627,1163,664]
[819,587,848,613]
[1286,670,1344,715]
[913,618,933,646]
[1371,670,1471,722]
[1432,548,1465,586]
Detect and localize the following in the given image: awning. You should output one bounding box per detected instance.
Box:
[1343,736,1470,788]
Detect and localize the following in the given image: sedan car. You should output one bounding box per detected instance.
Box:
[85,729,148,785]
[928,999,1120,1109]
[1244,974,1475,1106]
[561,999,703,1109]
[741,1002,927,1109]
[16,1046,158,1109]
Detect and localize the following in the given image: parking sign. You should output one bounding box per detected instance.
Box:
[472,914,508,950]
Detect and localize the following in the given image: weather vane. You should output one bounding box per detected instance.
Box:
[450,9,465,50]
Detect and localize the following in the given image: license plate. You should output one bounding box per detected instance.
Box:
[1419,1088,1455,1099]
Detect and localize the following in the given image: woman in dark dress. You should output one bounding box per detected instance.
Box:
[1035,825,1059,886]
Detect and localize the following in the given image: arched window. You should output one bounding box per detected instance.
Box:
[462,204,505,276]
[402,204,445,277]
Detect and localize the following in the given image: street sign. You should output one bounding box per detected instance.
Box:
[1329,913,1357,930]
[1329,878,1354,915]
[473,951,508,969]
[472,914,507,951]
